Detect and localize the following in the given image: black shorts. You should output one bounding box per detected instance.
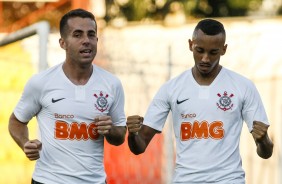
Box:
[31,179,43,184]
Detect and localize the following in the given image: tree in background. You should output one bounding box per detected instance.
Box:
[104,0,269,22]
[0,0,281,31]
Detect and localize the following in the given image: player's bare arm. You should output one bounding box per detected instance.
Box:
[127,115,158,155]
[95,116,126,146]
[8,113,29,150]
[251,121,274,159]
[9,113,42,160]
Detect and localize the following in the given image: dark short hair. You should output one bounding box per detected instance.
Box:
[59,8,97,37]
[194,18,225,36]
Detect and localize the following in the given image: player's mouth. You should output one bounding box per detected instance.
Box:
[80,49,92,57]
[199,63,211,68]
[198,63,211,72]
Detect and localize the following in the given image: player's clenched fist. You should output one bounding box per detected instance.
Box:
[95,116,113,136]
[251,121,269,142]
[126,115,143,135]
[23,139,42,161]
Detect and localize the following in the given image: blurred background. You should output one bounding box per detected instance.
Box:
[0,0,282,184]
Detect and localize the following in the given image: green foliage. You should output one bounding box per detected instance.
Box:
[1,0,270,31]
[105,0,265,22]
[228,0,261,8]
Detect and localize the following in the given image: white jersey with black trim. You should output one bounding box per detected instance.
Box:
[14,63,126,184]
[144,67,268,184]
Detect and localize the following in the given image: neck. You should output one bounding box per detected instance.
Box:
[192,65,222,86]
[62,62,93,85]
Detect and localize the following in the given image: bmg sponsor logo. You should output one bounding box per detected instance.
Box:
[55,121,99,140]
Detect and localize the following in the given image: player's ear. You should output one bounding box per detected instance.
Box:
[188,39,193,51]
[221,44,228,55]
[59,38,66,50]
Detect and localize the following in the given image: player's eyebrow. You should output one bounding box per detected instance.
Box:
[73,29,96,34]
[72,29,83,34]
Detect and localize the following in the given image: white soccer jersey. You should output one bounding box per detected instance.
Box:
[144,67,268,184]
[14,63,126,184]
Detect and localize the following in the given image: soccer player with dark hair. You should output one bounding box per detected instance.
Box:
[126,19,273,184]
[9,9,126,184]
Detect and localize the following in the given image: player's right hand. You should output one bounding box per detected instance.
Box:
[23,139,42,161]
[126,115,143,135]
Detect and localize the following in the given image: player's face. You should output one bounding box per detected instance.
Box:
[59,17,98,66]
[189,29,227,77]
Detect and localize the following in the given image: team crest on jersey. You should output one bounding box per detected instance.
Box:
[93,91,109,112]
[216,91,234,111]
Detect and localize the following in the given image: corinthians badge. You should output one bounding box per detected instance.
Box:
[216,91,234,111]
[94,91,109,112]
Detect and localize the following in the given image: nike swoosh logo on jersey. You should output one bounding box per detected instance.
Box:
[176,98,189,104]
[52,98,65,103]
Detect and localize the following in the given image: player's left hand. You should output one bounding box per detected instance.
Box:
[251,121,269,142]
[95,116,112,136]
[126,115,143,135]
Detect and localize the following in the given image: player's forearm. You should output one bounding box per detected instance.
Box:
[8,114,29,150]
[128,133,147,155]
[256,134,273,159]
[105,126,126,146]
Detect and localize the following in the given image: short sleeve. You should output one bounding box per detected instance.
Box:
[108,79,126,126]
[143,83,170,132]
[242,81,269,132]
[13,75,42,123]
